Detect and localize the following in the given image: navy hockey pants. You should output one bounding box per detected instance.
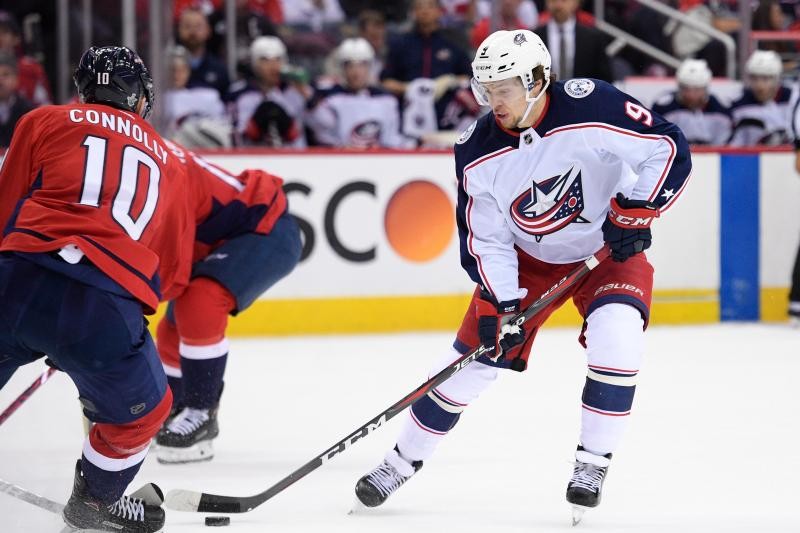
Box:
[0,253,167,425]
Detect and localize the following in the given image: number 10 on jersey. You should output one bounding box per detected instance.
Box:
[79,135,161,241]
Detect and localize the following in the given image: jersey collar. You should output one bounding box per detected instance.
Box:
[491,92,552,141]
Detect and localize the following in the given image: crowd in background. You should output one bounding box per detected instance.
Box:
[1,0,800,149]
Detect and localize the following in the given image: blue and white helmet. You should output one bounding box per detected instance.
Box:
[471,30,552,123]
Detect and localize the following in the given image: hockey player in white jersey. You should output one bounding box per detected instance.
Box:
[306,38,408,148]
[789,93,800,322]
[652,59,731,145]
[729,50,796,146]
[353,29,691,524]
[230,36,308,147]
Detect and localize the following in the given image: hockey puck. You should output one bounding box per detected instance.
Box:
[205,516,231,527]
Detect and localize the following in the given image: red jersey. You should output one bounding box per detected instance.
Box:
[165,141,287,263]
[0,104,193,312]
[16,56,53,106]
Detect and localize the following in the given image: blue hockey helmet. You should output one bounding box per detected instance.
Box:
[73,46,155,119]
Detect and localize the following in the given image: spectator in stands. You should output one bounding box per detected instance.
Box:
[0,11,51,106]
[471,0,539,50]
[439,0,477,24]
[536,0,595,27]
[207,0,279,77]
[231,36,310,147]
[381,0,472,138]
[177,6,230,100]
[163,45,231,147]
[307,38,407,148]
[663,0,739,77]
[340,1,410,23]
[752,0,797,71]
[626,3,674,76]
[282,0,345,32]
[358,10,388,81]
[533,0,613,82]
[173,0,283,24]
[652,59,731,145]
[729,50,794,146]
[0,52,33,148]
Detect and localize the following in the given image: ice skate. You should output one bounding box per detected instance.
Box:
[566,446,611,526]
[354,446,422,508]
[62,461,165,533]
[155,407,218,464]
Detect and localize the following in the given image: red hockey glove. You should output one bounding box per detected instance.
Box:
[475,291,525,362]
[602,193,660,262]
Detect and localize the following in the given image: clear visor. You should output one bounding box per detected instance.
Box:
[471,77,529,106]
[470,77,490,106]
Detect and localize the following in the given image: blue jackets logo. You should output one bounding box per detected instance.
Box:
[509,166,589,241]
[564,79,595,98]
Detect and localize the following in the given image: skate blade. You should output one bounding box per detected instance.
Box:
[571,505,587,526]
[348,498,369,515]
[62,521,132,533]
[156,440,214,464]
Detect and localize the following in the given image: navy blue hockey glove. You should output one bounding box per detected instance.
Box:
[602,193,660,262]
[475,291,525,362]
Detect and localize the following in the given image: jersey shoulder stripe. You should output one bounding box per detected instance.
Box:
[536,79,651,135]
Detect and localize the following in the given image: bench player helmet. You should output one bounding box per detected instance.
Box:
[676,59,712,88]
[337,37,375,64]
[744,50,782,79]
[471,29,551,126]
[250,36,287,66]
[73,46,155,119]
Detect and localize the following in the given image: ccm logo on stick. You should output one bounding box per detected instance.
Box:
[318,415,388,464]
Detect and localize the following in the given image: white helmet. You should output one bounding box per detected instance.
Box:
[337,37,375,64]
[250,36,286,67]
[676,59,711,88]
[745,50,782,78]
[471,30,552,126]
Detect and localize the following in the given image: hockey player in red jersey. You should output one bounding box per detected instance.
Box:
[0,46,193,532]
[353,30,692,525]
[153,144,301,464]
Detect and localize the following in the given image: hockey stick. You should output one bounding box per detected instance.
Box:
[0,478,65,514]
[165,248,610,513]
[0,479,107,533]
[0,366,57,427]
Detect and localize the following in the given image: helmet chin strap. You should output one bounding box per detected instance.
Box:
[516,77,550,128]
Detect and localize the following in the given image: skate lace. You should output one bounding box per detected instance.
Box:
[570,462,606,493]
[108,495,145,522]
[166,407,209,436]
[366,461,408,498]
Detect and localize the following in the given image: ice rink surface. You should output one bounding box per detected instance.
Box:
[1,323,798,533]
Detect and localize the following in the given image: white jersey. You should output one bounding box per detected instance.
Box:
[455,79,692,303]
[792,84,800,151]
[229,79,307,147]
[651,92,731,145]
[729,86,796,146]
[306,84,408,148]
[162,87,227,138]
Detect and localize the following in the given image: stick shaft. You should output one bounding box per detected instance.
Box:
[0,367,57,426]
[173,250,609,513]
